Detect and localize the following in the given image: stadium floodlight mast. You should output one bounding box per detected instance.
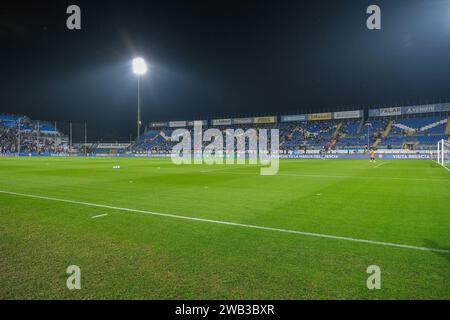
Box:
[132,57,148,141]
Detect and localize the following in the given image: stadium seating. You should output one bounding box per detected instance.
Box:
[340,120,361,136]
[37,121,58,133]
[0,114,22,128]
[132,112,449,153]
[390,116,447,135]
[133,129,177,152]
[0,114,69,153]
[369,115,448,149]
[2,111,449,154]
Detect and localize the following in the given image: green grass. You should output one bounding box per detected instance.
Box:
[0,156,449,299]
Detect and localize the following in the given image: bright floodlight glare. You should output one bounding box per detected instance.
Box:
[132,57,147,75]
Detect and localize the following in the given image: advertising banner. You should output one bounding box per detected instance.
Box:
[254,116,276,124]
[282,153,431,159]
[187,120,208,126]
[308,113,332,121]
[212,118,232,126]
[281,114,308,122]
[369,107,401,117]
[370,103,450,117]
[150,122,167,128]
[2,152,432,160]
[169,121,187,128]
[333,110,362,119]
[232,117,254,124]
[402,103,450,115]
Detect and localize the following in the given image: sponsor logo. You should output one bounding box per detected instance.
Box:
[212,118,232,126]
[333,110,362,119]
[254,116,276,124]
[232,117,254,125]
[169,121,187,128]
[281,114,308,122]
[309,113,332,121]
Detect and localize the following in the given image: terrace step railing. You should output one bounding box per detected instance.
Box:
[419,118,447,133]
[287,126,298,140]
[392,122,413,132]
[445,117,450,135]
[357,118,365,134]
[159,131,171,141]
[328,138,337,148]
[332,122,342,139]
[383,120,393,137]
[371,138,381,148]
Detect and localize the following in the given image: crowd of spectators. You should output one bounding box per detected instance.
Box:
[133,115,447,153]
[4,112,447,155]
[0,126,18,153]
[132,121,344,154]
[0,124,69,154]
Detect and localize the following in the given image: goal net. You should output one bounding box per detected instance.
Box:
[436,139,450,169]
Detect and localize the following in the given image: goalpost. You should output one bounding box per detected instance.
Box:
[436,139,449,169]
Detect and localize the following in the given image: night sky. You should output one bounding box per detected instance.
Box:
[1,0,450,141]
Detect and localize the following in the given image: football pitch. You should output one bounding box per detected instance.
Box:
[0,156,449,299]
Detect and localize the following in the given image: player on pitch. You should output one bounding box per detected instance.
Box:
[369,147,376,163]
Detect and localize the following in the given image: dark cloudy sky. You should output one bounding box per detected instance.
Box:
[1,0,450,140]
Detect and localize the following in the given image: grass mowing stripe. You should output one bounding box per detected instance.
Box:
[202,170,450,182]
[1,189,449,254]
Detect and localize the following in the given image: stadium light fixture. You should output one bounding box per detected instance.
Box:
[132,57,147,75]
[132,57,148,141]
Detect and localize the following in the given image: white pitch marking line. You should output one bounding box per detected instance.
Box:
[430,159,450,172]
[0,189,449,254]
[91,213,108,219]
[374,161,389,168]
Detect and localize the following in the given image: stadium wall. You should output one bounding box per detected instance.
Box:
[0,152,433,159]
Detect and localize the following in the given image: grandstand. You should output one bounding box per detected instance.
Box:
[2,103,449,156]
[130,103,450,155]
[0,114,69,154]
[369,114,450,150]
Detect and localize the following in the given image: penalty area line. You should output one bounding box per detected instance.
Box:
[0,189,449,254]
